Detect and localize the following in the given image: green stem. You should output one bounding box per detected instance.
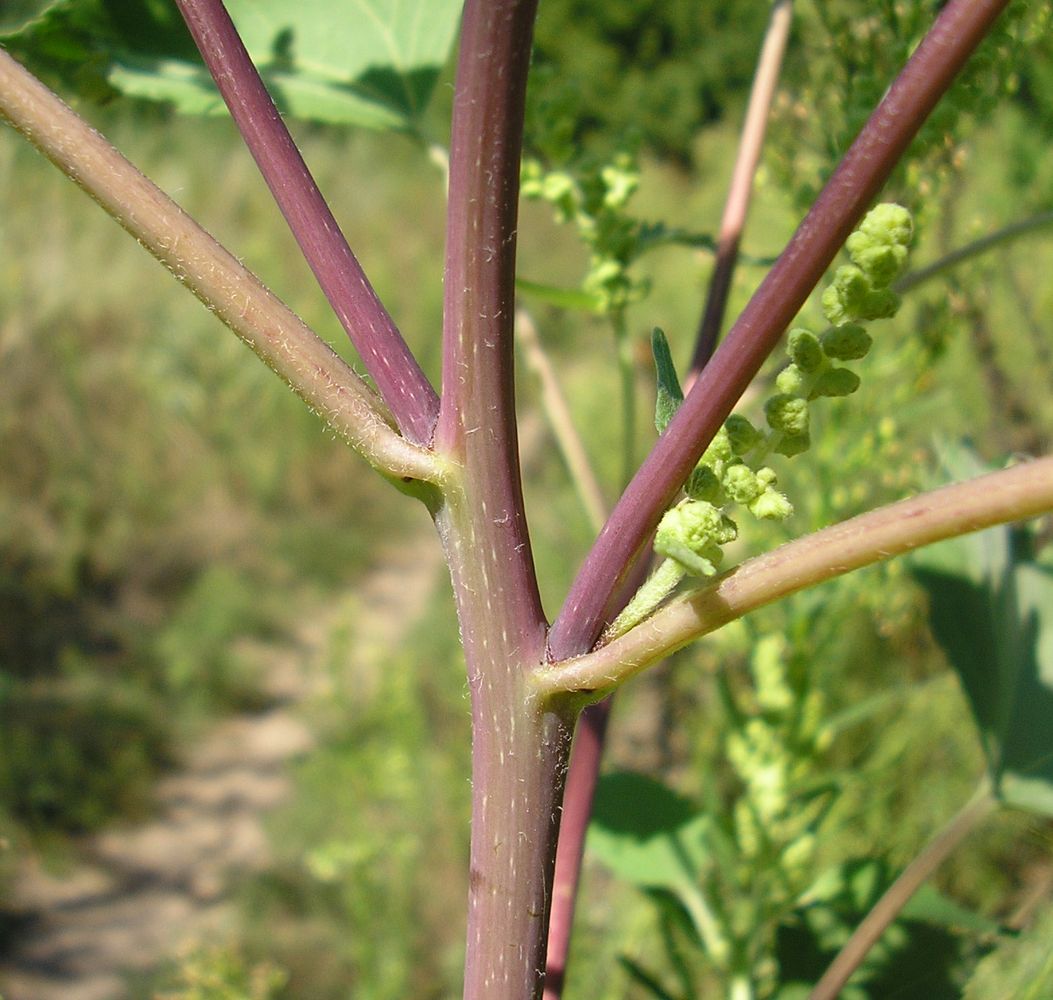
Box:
[896,210,1053,294]
[535,455,1053,701]
[613,309,637,489]
[606,558,686,640]
[0,48,442,486]
[808,785,997,1000]
[679,880,731,968]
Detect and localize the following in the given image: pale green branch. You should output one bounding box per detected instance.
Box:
[516,309,608,532]
[535,456,1053,700]
[896,210,1053,294]
[0,48,445,486]
[809,784,997,1000]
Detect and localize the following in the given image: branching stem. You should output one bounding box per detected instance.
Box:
[809,786,997,1000]
[536,456,1053,700]
[0,48,442,485]
[548,0,1012,662]
[896,209,1053,294]
[173,0,439,443]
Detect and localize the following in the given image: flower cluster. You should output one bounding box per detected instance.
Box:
[609,204,914,639]
[520,152,647,314]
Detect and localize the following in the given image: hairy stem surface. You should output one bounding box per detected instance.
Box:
[0,48,440,483]
[433,4,566,998]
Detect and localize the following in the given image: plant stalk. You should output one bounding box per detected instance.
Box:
[809,786,997,1000]
[174,0,439,443]
[896,209,1053,294]
[548,0,1011,662]
[690,0,793,377]
[431,4,569,997]
[537,455,1053,699]
[435,486,570,1000]
[0,48,441,484]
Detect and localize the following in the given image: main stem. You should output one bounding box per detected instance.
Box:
[435,3,570,997]
[436,490,572,1000]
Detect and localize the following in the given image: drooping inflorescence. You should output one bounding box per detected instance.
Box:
[608,203,914,639]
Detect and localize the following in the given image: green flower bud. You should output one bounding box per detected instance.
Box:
[755,467,777,488]
[520,159,544,197]
[858,202,914,249]
[540,171,575,202]
[654,499,737,577]
[775,365,806,395]
[848,241,908,287]
[788,328,824,373]
[752,635,793,712]
[858,287,900,321]
[685,464,722,503]
[723,463,763,504]
[749,487,794,521]
[724,414,762,456]
[821,265,870,323]
[765,394,809,436]
[600,160,639,209]
[774,432,810,457]
[700,425,734,476]
[810,367,861,398]
[820,323,872,361]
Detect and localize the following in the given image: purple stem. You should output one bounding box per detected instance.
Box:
[542,697,611,1000]
[691,0,793,379]
[174,0,439,444]
[432,5,567,998]
[543,10,796,993]
[435,0,543,635]
[548,0,1010,661]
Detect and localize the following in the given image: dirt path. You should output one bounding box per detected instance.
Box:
[0,523,445,1000]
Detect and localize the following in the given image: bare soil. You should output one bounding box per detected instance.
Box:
[0,529,444,1000]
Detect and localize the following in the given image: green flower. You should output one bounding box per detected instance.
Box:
[765,394,810,436]
[788,328,825,373]
[820,323,872,360]
[654,499,738,577]
[725,414,762,455]
[810,367,861,398]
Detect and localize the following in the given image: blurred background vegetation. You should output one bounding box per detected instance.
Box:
[2,0,1053,997]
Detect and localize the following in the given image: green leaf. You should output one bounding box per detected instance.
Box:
[783,858,991,997]
[910,444,1053,816]
[588,771,708,891]
[6,0,463,130]
[902,883,1003,935]
[107,56,408,130]
[651,328,684,433]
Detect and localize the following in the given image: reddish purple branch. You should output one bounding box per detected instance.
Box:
[548,0,1010,661]
[174,0,438,444]
[542,697,611,1000]
[691,0,792,378]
